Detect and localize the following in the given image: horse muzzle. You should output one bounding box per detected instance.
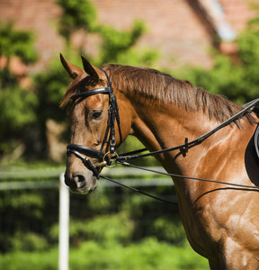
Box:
[64,169,98,194]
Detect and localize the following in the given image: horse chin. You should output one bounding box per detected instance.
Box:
[70,186,95,195]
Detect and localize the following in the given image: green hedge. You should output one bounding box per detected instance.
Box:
[0,239,209,270]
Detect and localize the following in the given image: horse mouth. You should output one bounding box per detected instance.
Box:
[70,186,91,194]
[69,181,98,194]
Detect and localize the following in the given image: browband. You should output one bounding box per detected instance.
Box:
[71,87,113,100]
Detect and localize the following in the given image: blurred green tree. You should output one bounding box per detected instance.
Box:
[0,23,37,66]
[0,23,38,159]
[178,17,259,104]
[57,0,97,42]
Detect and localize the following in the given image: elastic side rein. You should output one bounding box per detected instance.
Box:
[99,175,178,206]
[116,161,259,190]
[98,160,259,207]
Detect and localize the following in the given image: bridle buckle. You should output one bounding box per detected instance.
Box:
[103,151,119,168]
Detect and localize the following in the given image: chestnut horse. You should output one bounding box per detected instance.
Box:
[60,54,259,269]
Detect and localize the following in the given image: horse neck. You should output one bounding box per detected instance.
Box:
[129,97,232,177]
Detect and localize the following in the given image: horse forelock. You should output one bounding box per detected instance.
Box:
[104,64,255,125]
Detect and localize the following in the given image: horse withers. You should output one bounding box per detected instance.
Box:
[60,54,259,269]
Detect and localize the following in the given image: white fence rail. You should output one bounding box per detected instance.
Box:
[0,166,172,188]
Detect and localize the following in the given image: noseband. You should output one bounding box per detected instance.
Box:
[67,69,122,178]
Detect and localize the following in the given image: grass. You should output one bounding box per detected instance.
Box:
[0,238,209,270]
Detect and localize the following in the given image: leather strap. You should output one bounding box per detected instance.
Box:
[254,123,259,159]
[67,144,104,159]
[71,87,112,100]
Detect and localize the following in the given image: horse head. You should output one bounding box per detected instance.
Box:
[60,54,131,194]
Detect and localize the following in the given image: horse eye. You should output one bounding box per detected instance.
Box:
[91,110,102,120]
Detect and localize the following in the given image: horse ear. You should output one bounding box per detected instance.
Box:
[81,55,99,82]
[60,53,83,79]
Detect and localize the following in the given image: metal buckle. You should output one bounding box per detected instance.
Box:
[104,151,119,168]
[96,151,118,168]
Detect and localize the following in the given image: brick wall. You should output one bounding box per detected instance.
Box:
[93,0,213,68]
[219,0,259,32]
[0,0,258,71]
[0,0,63,72]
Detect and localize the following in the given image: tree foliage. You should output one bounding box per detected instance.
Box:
[57,0,97,41]
[0,23,38,157]
[178,17,259,104]
[0,22,37,64]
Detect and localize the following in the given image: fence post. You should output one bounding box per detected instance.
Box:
[59,173,70,270]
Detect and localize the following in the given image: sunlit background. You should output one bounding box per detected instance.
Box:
[0,0,259,269]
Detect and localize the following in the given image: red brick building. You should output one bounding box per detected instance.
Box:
[0,0,259,71]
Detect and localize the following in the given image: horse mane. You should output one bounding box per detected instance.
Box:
[60,63,255,125]
[104,64,255,125]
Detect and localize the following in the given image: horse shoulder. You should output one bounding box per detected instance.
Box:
[184,121,259,266]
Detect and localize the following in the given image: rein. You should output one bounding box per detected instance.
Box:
[116,98,259,161]
[67,69,259,204]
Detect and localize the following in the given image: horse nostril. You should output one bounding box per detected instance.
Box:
[72,173,87,189]
[64,170,98,194]
[74,174,85,183]
[65,171,86,187]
